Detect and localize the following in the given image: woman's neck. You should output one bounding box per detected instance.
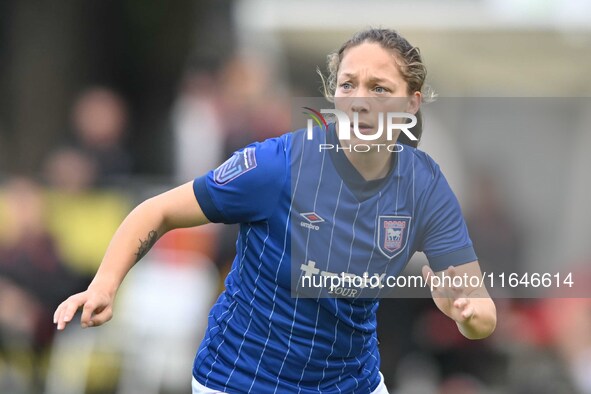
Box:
[339,139,393,181]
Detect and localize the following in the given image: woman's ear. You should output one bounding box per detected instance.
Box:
[406,91,422,114]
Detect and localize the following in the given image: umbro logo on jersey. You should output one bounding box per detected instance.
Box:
[300,212,324,223]
[299,212,324,230]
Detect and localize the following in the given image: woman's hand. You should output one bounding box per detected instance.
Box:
[53,285,115,330]
[422,262,496,339]
[422,265,474,323]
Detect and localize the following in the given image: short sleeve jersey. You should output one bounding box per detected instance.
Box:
[192,124,476,394]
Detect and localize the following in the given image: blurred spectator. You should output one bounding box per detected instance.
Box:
[171,68,224,181]
[465,168,525,296]
[0,177,83,392]
[217,54,291,157]
[68,87,133,186]
[44,146,98,193]
[42,147,130,277]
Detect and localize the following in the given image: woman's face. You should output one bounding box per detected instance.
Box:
[334,42,420,145]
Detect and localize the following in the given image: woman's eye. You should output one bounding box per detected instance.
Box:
[374,86,388,94]
[340,82,353,90]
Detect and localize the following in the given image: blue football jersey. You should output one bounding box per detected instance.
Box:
[192,123,476,393]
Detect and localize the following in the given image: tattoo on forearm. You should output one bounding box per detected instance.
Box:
[134,230,158,263]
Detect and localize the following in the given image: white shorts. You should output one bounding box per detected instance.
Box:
[192,372,389,394]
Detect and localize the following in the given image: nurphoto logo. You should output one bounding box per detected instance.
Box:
[303,107,418,152]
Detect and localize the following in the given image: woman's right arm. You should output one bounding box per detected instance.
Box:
[53,181,209,330]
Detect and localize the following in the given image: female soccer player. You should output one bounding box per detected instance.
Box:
[54,28,496,394]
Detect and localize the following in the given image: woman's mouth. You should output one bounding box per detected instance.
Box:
[351,122,374,135]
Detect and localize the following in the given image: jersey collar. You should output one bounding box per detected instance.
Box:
[326,122,398,201]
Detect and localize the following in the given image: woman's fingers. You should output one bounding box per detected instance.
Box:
[55,294,86,330]
[424,265,481,324]
[462,304,475,320]
[89,307,113,327]
[80,298,111,328]
[54,291,112,330]
[453,297,475,321]
[441,266,472,301]
[454,298,468,309]
[81,301,98,328]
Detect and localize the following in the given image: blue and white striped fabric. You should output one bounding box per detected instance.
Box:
[192,123,476,393]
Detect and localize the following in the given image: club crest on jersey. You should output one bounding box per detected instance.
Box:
[214,147,257,185]
[377,216,411,259]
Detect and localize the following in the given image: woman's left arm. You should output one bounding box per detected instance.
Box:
[422,261,497,339]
